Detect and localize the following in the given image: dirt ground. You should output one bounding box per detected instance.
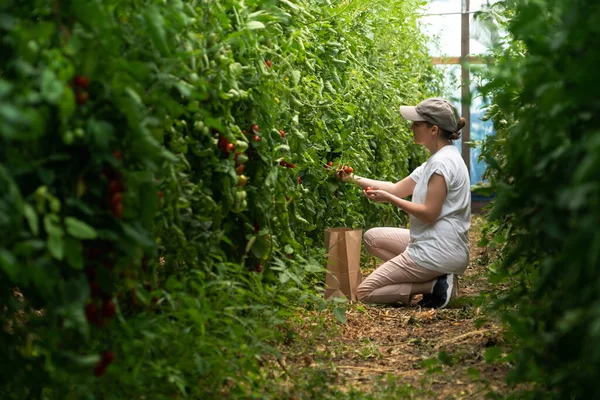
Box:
[276,216,512,399]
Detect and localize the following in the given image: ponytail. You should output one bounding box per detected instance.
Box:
[447,117,466,141]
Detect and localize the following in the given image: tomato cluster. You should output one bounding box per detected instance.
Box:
[73,74,90,105]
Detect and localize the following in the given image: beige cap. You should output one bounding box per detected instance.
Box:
[400,97,461,133]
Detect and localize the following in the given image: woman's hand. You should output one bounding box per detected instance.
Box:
[336,169,354,182]
[363,188,393,203]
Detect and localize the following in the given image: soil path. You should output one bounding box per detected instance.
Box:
[279,217,511,399]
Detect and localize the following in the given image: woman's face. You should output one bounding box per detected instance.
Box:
[410,121,437,146]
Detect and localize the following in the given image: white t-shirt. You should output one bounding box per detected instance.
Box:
[406,145,471,275]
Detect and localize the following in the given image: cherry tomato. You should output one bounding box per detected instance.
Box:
[74,75,90,89]
[102,300,116,318]
[102,351,114,365]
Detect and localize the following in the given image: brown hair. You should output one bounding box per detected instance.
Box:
[425,118,466,141]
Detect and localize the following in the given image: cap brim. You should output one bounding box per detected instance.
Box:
[400,106,425,121]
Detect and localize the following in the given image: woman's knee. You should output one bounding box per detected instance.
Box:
[356,280,372,302]
[363,228,381,251]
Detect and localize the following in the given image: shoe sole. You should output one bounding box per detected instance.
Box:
[438,274,454,309]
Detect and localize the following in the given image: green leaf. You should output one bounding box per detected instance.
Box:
[246,21,265,30]
[40,69,64,104]
[144,6,171,57]
[123,222,155,248]
[64,237,84,270]
[245,236,257,253]
[88,119,114,150]
[265,169,278,187]
[63,352,101,367]
[47,230,64,260]
[251,235,269,259]
[484,346,503,363]
[0,249,18,281]
[327,181,339,193]
[23,204,39,236]
[333,306,346,324]
[291,70,301,86]
[471,182,495,197]
[467,367,480,380]
[139,182,158,230]
[13,239,45,257]
[65,217,97,240]
[58,86,75,123]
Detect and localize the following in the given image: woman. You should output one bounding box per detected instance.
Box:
[338,97,471,309]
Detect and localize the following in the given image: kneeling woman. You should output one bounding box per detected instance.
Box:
[339,98,471,308]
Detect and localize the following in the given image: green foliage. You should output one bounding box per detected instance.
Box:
[0,0,439,397]
[479,0,600,397]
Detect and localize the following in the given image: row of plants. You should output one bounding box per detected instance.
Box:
[477,0,600,398]
[0,0,440,398]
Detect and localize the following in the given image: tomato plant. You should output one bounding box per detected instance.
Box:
[0,0,440,397]
[479,0,600,397]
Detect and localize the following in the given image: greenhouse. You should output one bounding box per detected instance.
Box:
[2,0,598,399]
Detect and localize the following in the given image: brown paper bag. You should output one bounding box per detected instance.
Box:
[324,228,363,301]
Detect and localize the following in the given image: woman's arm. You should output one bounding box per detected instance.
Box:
[365,173,447,224]
[339,173,417,198]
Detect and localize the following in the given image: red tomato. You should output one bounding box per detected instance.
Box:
[74,75,90,89]
[110,192,122,209]
[253,135,261,142]
[89,282,101,297]
[265,60,272,68]
[218,136,230,150]
[94,363,107,377]
[279,129,285,138]
[251,124,259,132]
[112,202,123,218]
[102,351,114,365]
[85,303,99,324]
[109,180,122,195]
[102,300,116,318]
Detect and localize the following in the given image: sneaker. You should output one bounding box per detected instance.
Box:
[429,274,454,309]
[417,293,433,307]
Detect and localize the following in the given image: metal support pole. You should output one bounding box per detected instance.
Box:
[461,0,471,178]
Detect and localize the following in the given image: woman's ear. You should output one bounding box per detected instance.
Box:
[431,124,439,138]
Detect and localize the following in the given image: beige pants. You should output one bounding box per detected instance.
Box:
[357,227,444,305]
